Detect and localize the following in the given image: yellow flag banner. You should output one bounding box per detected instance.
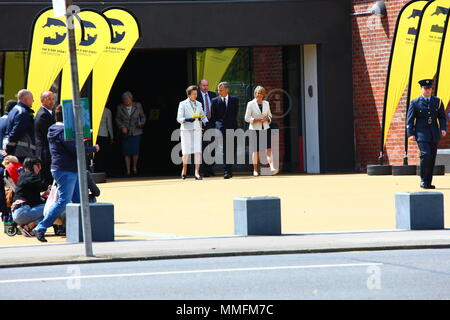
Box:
[3,52,27,102]
[408,0,450,103]
[436,6,450,107]
[60,9,112,103]
[27,8,81,111]
[382,0,428,147]
[196,48,238,92]
[91,8,140,144]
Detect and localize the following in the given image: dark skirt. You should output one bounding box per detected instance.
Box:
[249,129,272,152]
[122,134,142,156]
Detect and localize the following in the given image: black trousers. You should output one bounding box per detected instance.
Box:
[417,141,438,186]
[201,124,215,175]
[222,129,234,175]
[94,136,112,174]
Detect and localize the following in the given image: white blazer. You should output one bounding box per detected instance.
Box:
[177,98,208,130]
[244,99,272,130]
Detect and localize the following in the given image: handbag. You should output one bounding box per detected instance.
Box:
[44,181,58,216]
[5,187,14,209]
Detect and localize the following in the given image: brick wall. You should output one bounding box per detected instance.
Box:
[352,0,426,170]
[253,47,286,168]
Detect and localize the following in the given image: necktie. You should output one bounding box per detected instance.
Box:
[223,97,227,107]
[205,93,211,119]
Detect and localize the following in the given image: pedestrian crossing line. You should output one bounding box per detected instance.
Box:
[0,262,383,284]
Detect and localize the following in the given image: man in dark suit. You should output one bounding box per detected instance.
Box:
[34,91,56,186]
[197,79,217,177]
[210,82,239,179]
[407,79,447,189]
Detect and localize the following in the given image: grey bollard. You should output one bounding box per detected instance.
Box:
[395,192,444,230]
[436,149,450,173]
[66,203,115,243]
[234,197,281,236]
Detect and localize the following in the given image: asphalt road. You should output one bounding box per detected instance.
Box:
[0,249,450,300]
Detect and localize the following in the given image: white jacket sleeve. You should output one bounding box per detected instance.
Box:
[177,102,185,124]
[267,101,273,123]
[106,109,114,139]
[244,102,254,124]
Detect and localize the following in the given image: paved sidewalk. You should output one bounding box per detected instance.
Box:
[3,174,450,246]
[1,230,450,268]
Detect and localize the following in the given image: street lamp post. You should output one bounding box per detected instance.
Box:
[64,0,94,257]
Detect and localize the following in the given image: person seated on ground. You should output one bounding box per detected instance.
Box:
[48,170,101,237]
[2,155,23,211]
[3,155,23,187]
[11,157,49,237]
[0,164,7,222]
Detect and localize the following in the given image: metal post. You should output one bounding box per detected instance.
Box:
[65,0,94,257]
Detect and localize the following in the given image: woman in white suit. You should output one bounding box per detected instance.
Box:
[244,86,278,176]
[177,85,208,180]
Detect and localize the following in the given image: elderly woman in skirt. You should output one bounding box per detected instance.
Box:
[177,85,208,180]
[115,91,146,176]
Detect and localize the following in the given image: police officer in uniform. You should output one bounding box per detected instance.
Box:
[407,79,447,189]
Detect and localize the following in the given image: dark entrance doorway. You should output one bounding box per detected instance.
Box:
[106,49,189,177]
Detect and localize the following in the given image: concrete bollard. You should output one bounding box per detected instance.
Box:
[66,203,115,243]
[234,197,281,236]
[436,149,450,173]
[395,192,444,230]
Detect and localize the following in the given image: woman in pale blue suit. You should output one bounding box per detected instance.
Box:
[177,85,208,180]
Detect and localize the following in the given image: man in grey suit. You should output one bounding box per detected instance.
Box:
[196,79,217,177]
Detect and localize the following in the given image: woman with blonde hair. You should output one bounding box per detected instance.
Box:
[244,86,278,176]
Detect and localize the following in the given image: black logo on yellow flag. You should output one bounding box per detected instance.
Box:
[408,9,422,19]
[431,23,445,33]
[431,6,449,16]
[108,18,126,43]
[80,20,97,46]
[42,18,66,45]
[408,27,418,35]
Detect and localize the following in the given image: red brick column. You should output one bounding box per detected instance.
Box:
[352,0,421,170]
[253,47,286,169]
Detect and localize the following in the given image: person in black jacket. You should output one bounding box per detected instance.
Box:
[11,157,49,236]
[210,82,239,179]
[5,90,36,162]
[34,91,56,187]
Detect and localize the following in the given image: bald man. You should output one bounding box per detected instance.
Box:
[35,91,56,186]
[5,89,36,161]
[196,79,217,177]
